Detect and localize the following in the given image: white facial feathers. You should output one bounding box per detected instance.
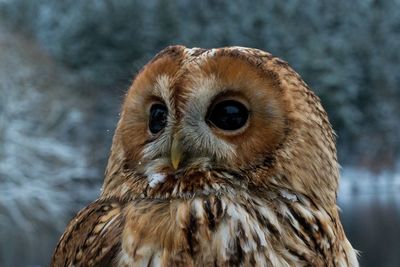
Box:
[142,74,237,171]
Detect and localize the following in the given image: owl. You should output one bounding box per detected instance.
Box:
[51,46,358,266]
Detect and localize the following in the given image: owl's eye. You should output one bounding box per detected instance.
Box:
[149,103,168,134]
[207,100,249,131]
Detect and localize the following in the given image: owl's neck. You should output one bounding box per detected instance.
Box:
[116,189,357,266]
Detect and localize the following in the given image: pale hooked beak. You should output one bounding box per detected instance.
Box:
[170,133,182,170]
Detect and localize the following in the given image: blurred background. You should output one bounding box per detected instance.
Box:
[0,0,399,266]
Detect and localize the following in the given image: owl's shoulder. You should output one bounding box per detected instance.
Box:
[51,197,125,267]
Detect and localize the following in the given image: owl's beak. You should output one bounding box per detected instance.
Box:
[170,134,182,170]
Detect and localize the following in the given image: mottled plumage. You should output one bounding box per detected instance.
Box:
[52,46,358,266]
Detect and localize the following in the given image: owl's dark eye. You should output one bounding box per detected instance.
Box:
[207,100,249,131]
[149,103,168,134]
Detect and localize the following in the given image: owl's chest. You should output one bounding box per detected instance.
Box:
[115,196,309,267]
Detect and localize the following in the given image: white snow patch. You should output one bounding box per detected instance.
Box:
[339,166,400,205]
[148,173,166,188]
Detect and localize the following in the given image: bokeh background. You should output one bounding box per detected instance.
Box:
[0,1,399,266]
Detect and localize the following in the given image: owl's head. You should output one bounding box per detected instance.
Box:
[103,46,339,206]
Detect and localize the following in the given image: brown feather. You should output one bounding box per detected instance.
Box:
[51,198,125,267]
